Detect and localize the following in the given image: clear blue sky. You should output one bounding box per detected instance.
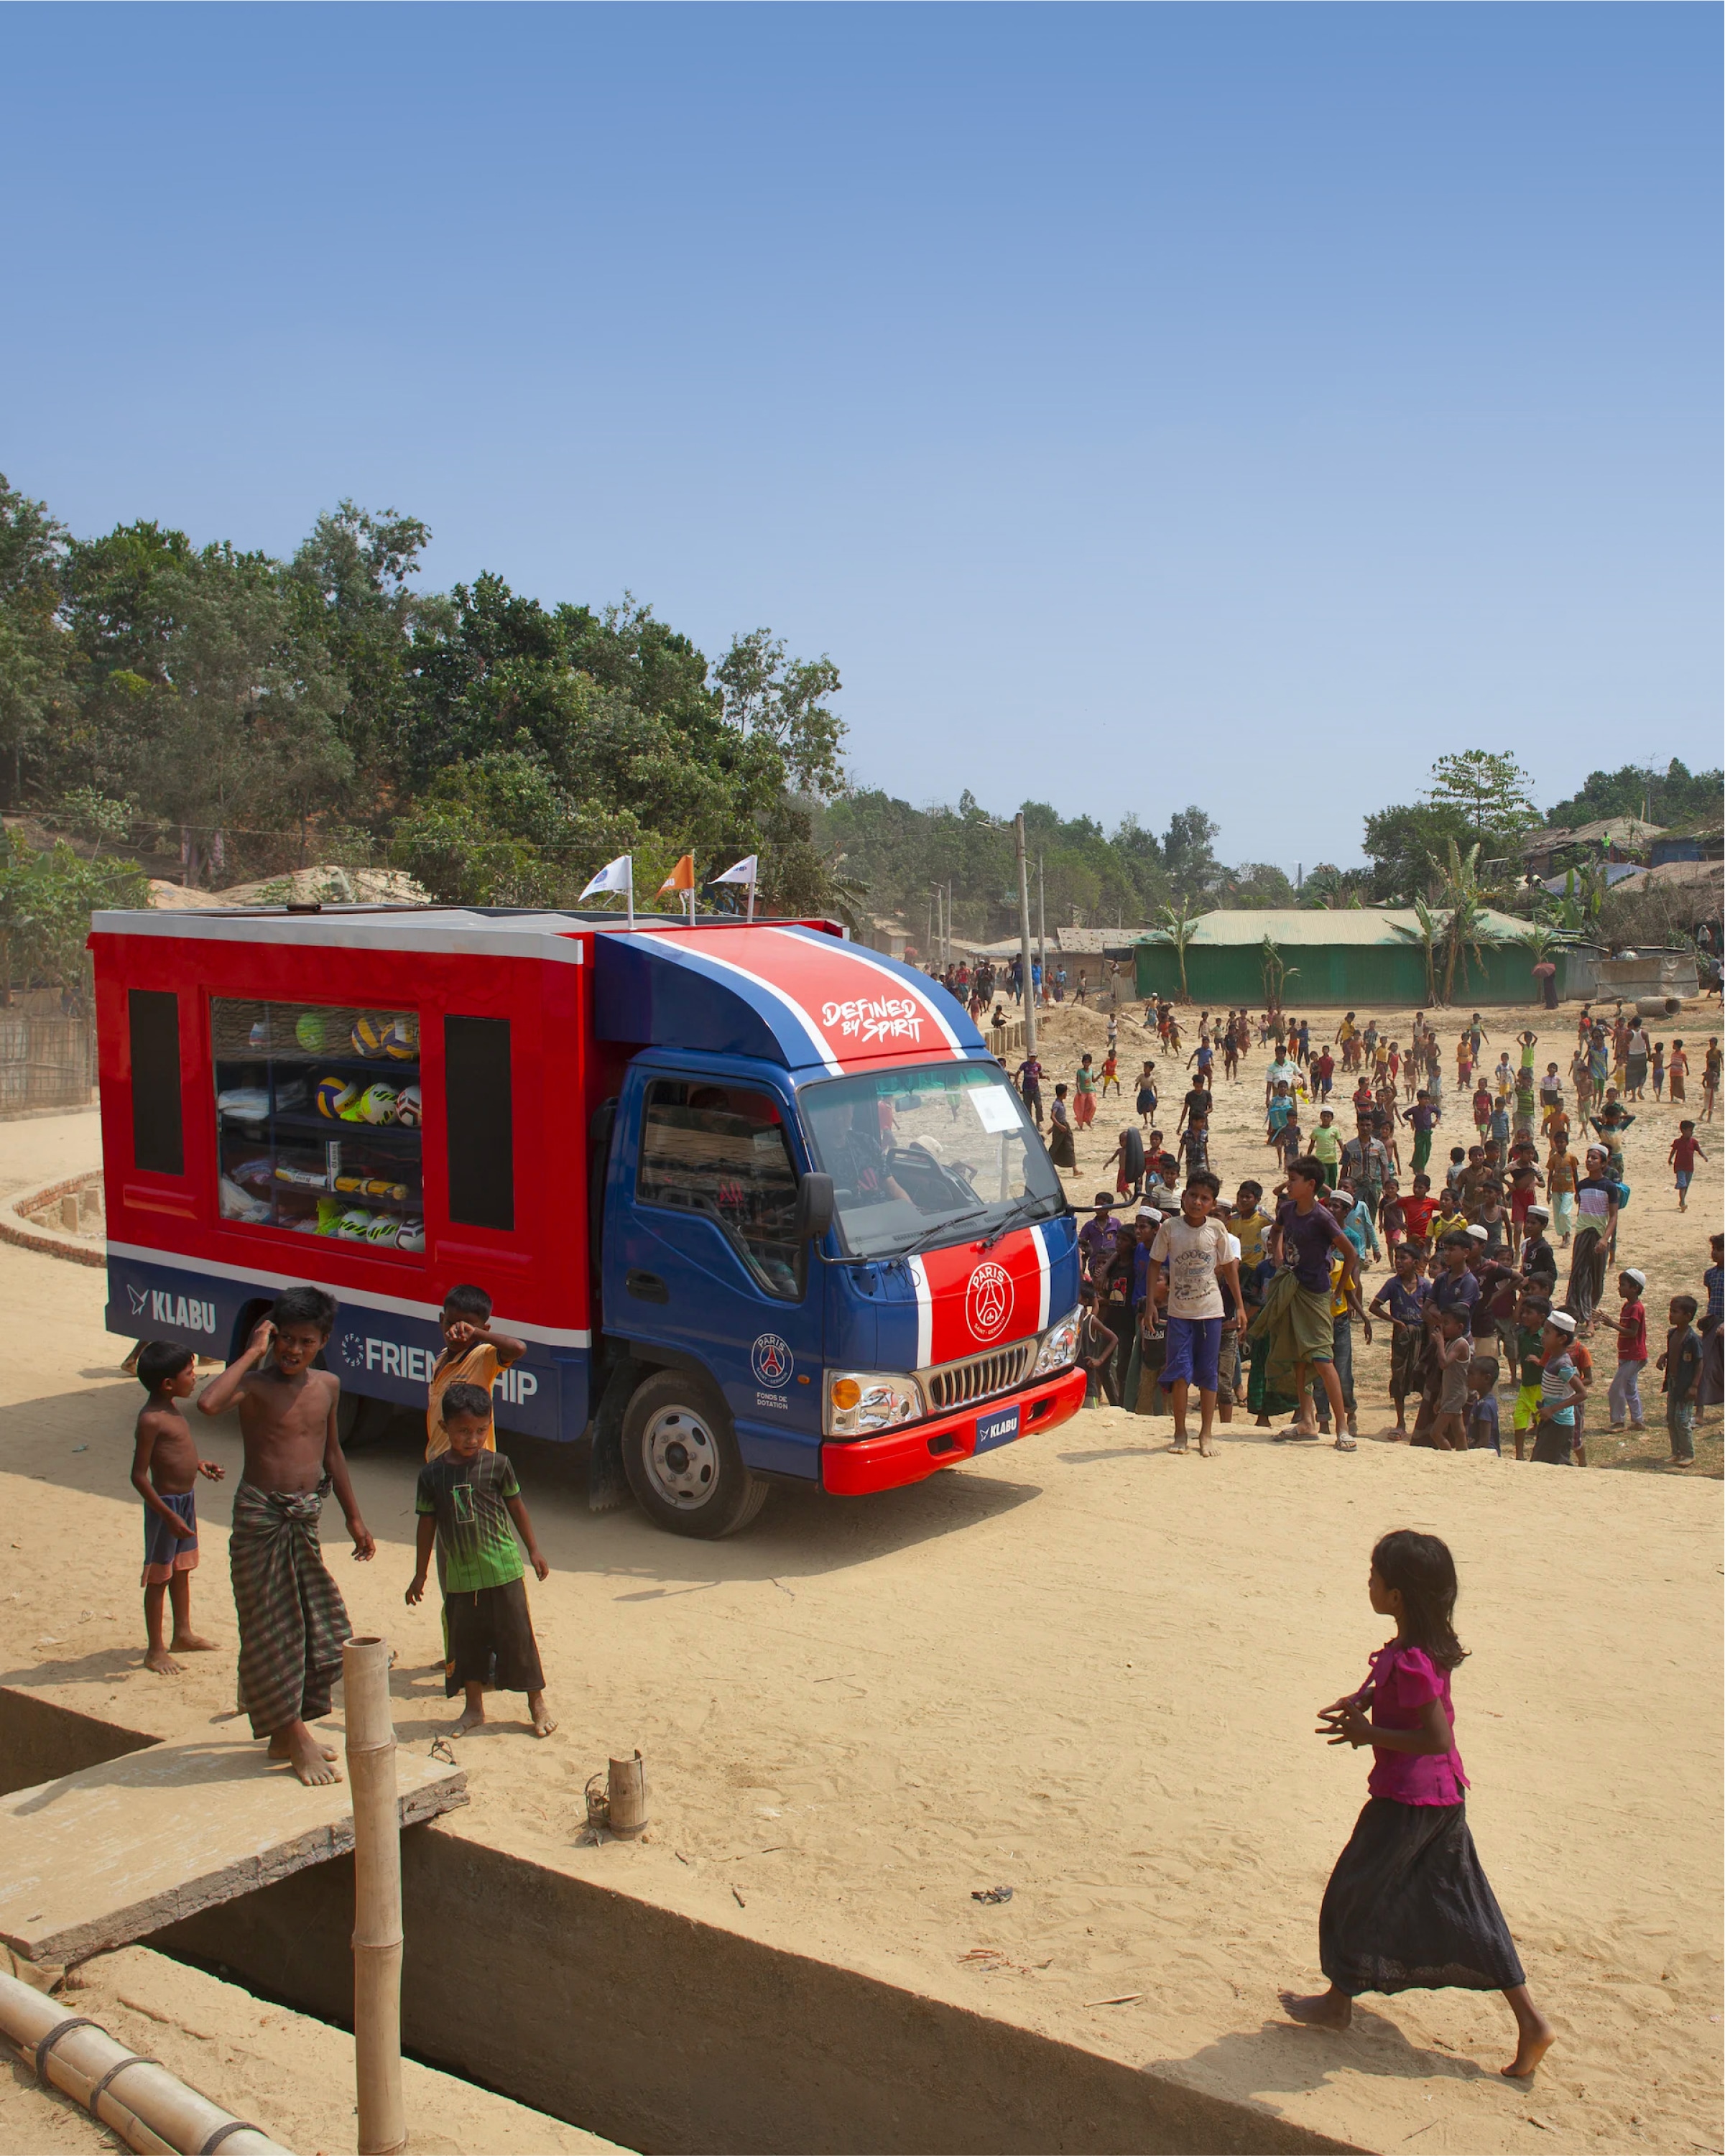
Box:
[3,4,1719,870]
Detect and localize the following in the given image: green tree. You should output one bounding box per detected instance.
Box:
[1361,801,1474,903]
[1423,752,1539,845]
[0,834,147,996]
[0,475,73,806]
[1543,758,1724,833]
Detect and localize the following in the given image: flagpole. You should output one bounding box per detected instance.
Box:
[746,873,756,924]
[687,861,695,928]
[626,861,634,930]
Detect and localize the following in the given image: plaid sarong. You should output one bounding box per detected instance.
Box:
[230,1479,352,1739]
[1248,1267,1336,1399]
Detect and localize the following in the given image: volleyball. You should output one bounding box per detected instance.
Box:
[315,1075,358,1119]
[394,1084,422,1128]
[356,1083,399,1126]
[381,1017,417,1061]
[351,1014,389,1058]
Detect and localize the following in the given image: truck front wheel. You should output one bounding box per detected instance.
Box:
[621,1371,768,1538]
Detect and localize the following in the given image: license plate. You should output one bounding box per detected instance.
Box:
[974,1404,1021,1452]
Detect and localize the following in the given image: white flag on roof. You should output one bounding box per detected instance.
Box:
[711,854,758,886]
[579,855,633,899]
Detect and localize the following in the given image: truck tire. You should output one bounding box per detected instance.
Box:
[620,1370,768,1538]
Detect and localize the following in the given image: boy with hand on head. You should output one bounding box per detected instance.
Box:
[196,1287,374,1786]
[1657,1296,1702,1468]
[428,1284,526,1459]
[131,1342,225,1675]
[1607,1269,1649,1433]
[408,1382,555,1737]
[1146,1170,1242,1458]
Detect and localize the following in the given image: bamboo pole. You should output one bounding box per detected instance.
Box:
[1014,814,1037,1058]
[0,1968,290,2156]
[344,1634,406,2156]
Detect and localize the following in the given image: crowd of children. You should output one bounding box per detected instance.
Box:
[128,1280,554,1782]
[1062,999,1719,1468]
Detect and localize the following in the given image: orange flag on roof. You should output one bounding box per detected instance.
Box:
[657,853,695,895]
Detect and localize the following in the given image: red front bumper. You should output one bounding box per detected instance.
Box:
[820,1364,1086,1496]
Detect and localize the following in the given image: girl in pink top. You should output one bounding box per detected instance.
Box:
[1280,1530,1556,2081]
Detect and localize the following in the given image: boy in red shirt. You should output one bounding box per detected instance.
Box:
[1668,1121,1707,1213]
[1606,1267,1648,1432]
[1400,1173,1440,1259]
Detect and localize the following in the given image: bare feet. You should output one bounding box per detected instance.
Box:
[1280,1986,1353,2030]
[167,1631,219,1652]
[529,1691,557,1739]
[270,1723,343,1786]
[268,1731,338,1762]
[1198,1436,1215,1457]
[1171,1437,1189,1453]
[450,1705,486,1736]
[144,1646,181,1675]
[1502,2007,1556,2078]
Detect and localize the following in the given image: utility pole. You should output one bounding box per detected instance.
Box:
[946,881,953,969]
[1014,813,1037,1057]
[1037,855,1047,1005]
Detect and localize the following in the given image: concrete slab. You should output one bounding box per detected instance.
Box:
[0,1735,465,1966]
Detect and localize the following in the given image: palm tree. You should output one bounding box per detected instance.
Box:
[1429,839,1499,1004]
[1155,899,1200,1001]
[1259,934,1299,1017]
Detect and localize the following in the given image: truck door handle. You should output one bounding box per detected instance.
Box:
[626,1269,670,1305]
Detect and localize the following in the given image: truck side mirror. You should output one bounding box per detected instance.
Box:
[793,1172,834,1243]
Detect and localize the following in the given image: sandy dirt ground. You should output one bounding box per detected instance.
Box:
[0,1946,619,2153]
[0,1005,1720,2156]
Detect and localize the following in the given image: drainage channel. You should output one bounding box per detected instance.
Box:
[1,1688,1359,2156]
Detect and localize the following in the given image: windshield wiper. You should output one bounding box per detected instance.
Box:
[879,1206,991,1259]
[979,1192,1060,1250]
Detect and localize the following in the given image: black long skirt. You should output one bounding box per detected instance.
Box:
[1320,1798,1525,1997]
[444,1576,545,1698]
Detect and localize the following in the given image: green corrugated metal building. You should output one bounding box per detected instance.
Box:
[1133,909,1558,1007]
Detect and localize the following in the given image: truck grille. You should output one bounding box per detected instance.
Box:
[923,1339,1036,1412]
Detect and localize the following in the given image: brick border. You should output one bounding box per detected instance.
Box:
[0,1171,106,1269]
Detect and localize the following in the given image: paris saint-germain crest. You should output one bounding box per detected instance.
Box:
[751,1333,792,1387]
[965,1261,1013,1341]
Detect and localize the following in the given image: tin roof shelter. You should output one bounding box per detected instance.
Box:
[1134,907,1553,1007]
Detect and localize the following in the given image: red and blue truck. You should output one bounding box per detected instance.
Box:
[91,904,1083,1535]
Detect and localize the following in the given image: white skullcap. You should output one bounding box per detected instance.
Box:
[1465,1223,1489,1241]
[1547,1310,1578,1336]
[1622,1268,1646,1289]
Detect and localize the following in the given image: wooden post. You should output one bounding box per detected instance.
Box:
[344,1636,405,2156]
[1014,813,1037,1058]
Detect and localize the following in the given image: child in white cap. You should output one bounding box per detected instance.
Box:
[1608,1268,1649,1433]
[1533,1312,1586,1465]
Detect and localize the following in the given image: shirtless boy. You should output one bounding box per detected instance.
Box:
[131,1341,224,1674]
[197,1286,374,1785]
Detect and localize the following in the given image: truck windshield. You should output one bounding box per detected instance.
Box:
[800,1062,1065,1260]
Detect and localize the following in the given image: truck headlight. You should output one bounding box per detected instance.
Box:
[1032,1308,1081,1377]
[825,1370,924,1437]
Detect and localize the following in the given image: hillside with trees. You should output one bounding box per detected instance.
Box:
[0,473,1714,990]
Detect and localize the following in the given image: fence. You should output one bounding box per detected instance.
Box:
[0,1014,97,1115]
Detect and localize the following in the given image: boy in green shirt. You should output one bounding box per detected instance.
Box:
[408,1382,555,1739]
[1310,1109,1343,1188]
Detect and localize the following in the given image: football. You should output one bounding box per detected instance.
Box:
[394,1084,422,1129]
[356,1083,399,1126]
